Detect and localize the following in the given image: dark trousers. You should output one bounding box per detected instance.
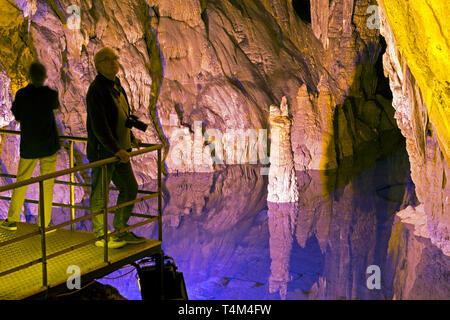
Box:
[90,161,138,237]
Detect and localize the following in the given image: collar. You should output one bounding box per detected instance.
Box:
[96,72,121,87]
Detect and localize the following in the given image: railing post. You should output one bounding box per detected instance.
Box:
[39,181,47,287]
[157,148,162,242]
[69,140,75,232]
[102,164,109,263]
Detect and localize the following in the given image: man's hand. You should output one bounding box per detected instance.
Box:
[115,149,130,163]
[131,138,142,149]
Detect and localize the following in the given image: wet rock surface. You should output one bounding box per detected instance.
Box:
[379,8,450,255]
[0,0,448,300]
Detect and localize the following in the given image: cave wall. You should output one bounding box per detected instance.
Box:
[378,0,450,164]
[0,0,395,201]
[0,0,396,174]
[0,0,447,258]
[377,2,450,255]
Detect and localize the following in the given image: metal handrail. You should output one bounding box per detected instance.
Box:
[0,129,84,232]
[0,128,89,142]
[0,129,156,229]
[0,129,163,287]
[0,145,160,193]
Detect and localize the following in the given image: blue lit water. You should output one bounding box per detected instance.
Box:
[33,133,449,300]
[90,140,449,300]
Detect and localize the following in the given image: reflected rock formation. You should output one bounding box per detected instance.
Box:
[267,96,299,299]
[98,149,449,300]
[267,202,298,300]
[0,0,448,300]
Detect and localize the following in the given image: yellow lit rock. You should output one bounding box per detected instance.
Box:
[0,0,35,96]
[378,0,450,163]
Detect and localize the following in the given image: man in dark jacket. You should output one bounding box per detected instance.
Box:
[86,46,145,248]
[0,62,60,232]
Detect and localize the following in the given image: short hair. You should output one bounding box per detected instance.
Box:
[94,47,116,71]
[29,62,46,84]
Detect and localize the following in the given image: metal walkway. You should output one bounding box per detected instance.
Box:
[0,130,164,300]
[0,222,161,299]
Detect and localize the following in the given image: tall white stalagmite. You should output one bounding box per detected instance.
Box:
[267,96,299,203]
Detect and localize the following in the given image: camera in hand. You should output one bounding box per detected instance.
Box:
[125,114,148,132]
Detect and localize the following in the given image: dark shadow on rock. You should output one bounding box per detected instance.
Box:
[320,36,413,202]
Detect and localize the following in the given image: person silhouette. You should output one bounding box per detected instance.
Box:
[86,47,145,248]
[1,61,60,232]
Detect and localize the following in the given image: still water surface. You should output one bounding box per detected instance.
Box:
[94,144,450,300]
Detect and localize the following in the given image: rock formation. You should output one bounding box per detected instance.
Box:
[267,96,299,203]
[265,96,299,298]
[0,0,396,180]
[378,2,450,255]
[0,0,448,292]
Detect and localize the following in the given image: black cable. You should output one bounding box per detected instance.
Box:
[55,280,96,297]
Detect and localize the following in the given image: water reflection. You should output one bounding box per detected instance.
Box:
[267,201,298,299]
[94,148,449,300]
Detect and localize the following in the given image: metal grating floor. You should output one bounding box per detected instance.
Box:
[0,222,161,299]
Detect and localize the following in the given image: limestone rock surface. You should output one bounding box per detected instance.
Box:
[267,96,299,203]
[379,7,450,255]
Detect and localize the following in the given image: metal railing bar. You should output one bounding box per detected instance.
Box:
[38,181,47,287]
[158,148,162,242]
[0,192,158,249]
[0,145,161,193]
[0,194,156,213]
[102,165,109,263]
[0,215,159,278]
[104,192,158,213]
[69,140,75,232]
[44,211,157,233]
[0,177,157,196]
[106,217,159,238]
[46,217,159,262]
[0,128,163,283]
[0,229,41,248]
[0,129,88,143]
[43,210,102,234]
[0,129,158,149]
[0,236,100,278]
[130,213,158,219]
[0,173,15,178]
[45,237,103,261]
[0,210,104,249]
[0,256,45,278]
[0,196,88,210]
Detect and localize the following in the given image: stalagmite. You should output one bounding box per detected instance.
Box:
[267,96,299,203]
[266,96,299,299]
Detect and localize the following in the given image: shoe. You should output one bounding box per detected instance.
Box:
[117,231,146,244]
[0,219,17,231]
[95,236,127,249]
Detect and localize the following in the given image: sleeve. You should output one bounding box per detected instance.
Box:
[86,86,121,154]
[11,89,24,122]
[11,89,23,122]
[51,89,60,110]
[120,86,136,143]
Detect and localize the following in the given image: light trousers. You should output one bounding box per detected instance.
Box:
[7,152,58,227]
